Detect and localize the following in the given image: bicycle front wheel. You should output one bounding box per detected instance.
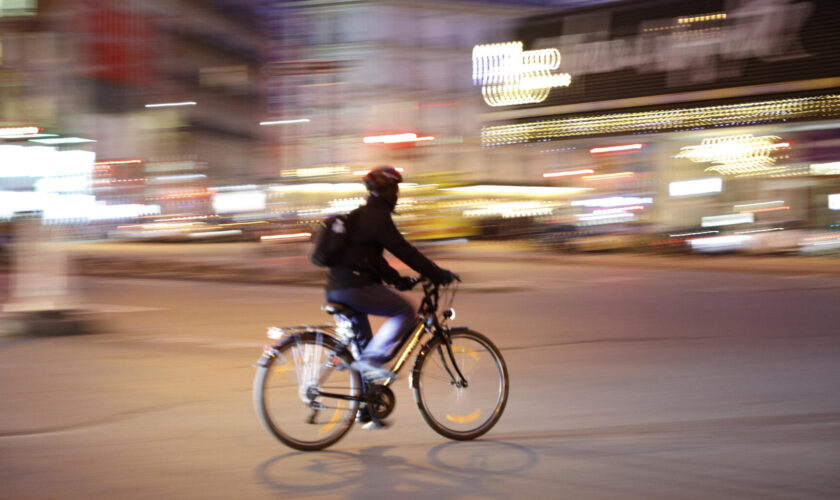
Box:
[254,331,361,451]
[412,329,509,440]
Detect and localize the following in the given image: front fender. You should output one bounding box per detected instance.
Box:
[408,326,469,389]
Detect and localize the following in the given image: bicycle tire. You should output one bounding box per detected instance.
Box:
[254,331,361,451]
[411,329,509,440]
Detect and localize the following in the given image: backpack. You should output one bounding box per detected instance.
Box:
[309,213,349,267]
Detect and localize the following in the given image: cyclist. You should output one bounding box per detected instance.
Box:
[325,166,455,386]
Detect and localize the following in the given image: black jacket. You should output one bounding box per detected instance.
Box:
[326,196,446,290]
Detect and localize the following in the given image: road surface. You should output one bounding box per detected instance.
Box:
[2,259,839,499]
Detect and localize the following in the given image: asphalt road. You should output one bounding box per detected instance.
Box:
[2,259,839,499]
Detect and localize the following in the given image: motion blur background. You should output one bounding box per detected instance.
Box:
[2,0,840,274]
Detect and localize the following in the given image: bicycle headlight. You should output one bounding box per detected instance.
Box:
[443,308,456,320]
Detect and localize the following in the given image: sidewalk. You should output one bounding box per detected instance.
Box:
[59,240,840,283]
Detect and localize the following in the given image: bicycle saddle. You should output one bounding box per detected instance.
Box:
[322,302,357,317]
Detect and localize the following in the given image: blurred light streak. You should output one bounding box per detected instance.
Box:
[738,206,790,214]
[270,183,366,194]
[260,232,311,241]
[701,213,754,227]
[689,234,752,252]
[810,162,840,175]
[733,200,784,209]
[144,101,197,108]
[440,185,589,196]
[582,172,635,181]
[543,169,593,178]
[571,196,652,208]
[95,159,143,165]
[592,205,645,215]
[0,126,41,137]
[260,118,310,125]
[282,166,347,178]
[829,194,840,210]
[670,230,719,237]
[212,190,266,214]
[29,137,96,145]
[352,168,404,176]
[363,133,434,144]
[589,143,645,155]
[481,94,840,145]
[472,41,570,107]
[669,178,722,196]
[188,230,242,239]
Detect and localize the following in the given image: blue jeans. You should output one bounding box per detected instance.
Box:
[326,284,417,363]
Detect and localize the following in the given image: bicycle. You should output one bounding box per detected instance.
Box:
[253,277,509,451]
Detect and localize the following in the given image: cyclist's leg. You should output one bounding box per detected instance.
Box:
[327,284,415,363]
[326,289,373,349]
[356,285,416,363]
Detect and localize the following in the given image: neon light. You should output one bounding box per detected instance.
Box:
[543,169,594,178]
[738,206,790,214]
[473,41,571,107]
[589,143,645,155]
[363,133,434,144]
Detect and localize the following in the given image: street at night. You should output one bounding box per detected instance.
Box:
[2,258,839,499]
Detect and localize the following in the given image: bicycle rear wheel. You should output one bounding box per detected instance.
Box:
[412,329,509,440]
[254,331,361,451]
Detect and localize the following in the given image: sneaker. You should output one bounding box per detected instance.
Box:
[350,359,397,383]
[361,418,389,431]
[356,405,372,423]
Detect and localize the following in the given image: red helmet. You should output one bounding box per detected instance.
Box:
[363,166,403,194]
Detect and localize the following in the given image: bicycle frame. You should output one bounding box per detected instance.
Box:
[309,280,469,403]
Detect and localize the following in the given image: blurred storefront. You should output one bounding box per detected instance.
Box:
[475,0,840,249]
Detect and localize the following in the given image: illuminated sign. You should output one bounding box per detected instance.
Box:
[472,42,571,107]
[533,0,811,86]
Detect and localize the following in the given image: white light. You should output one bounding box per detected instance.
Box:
[440,185,589,196]
[0,133,58,139]
[188,230,242,239]
[269,183,367,194]
[363,133,434,144]
[571,196,653,208]
[811,162,840,175]
[829,194,840,210]
[352,167,404,176]
[0,126,41,137]
[543,169,594,178]
[260,118,310,125]
[149,174,207,183]
[261,232,311,241]
[576,212,635,221]
[28,137,96,145]
[212,190,266,214]
[589,143,645,154]
[145,101,197,108]
[701,213,754,227]
[669,178,722,197]
[689,235,753,252]
[733,200,784,209]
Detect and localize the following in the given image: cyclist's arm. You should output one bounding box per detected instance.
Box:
[375,212,446,282]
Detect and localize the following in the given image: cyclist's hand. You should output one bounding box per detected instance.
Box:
[433,269,458,286]
[394,276,418,291]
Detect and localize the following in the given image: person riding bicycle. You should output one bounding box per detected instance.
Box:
[325,166,456,385]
